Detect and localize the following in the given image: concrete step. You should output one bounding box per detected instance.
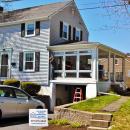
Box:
[87,126,108,130]
[92,113,112,121]
[90,119,110,128]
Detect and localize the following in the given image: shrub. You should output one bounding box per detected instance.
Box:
[21,82,41,96]
[70,122,82,128]
[49,119,69,126]
[3,79,20,88]
[57,119,69,126]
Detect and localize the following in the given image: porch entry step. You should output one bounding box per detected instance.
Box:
[92,113,112,121]
[90,119,110,128]
[73,87,83,102]
[87,126,108,130]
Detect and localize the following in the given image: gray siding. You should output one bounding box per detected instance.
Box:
[50,2,89,45]
[0,20,50,85]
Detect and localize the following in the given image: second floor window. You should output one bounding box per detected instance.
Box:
[75,28,81,41]
[63,23,69,39]
[21,21,40,37]
[26,22,35,36]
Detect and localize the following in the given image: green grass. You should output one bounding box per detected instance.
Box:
[49,119,69,126]
[49,119,82,128]
[70,95,120,112]
[70,122,82,128]
[111,99,130,130]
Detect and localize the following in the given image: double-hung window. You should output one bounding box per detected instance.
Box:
[75,28,81,41]
[63,22,69,40]
[24,52,35,72]
[25,22,35,36]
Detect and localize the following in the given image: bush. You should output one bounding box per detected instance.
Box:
[21,82,41,96]
[70,122,82,128]
[49,119,69,126]
[3,79,20,88]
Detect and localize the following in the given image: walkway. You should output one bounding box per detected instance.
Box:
[102,96,130,112]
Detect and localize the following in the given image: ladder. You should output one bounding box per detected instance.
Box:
[73,88,83,102]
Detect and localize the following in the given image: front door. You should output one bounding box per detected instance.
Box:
[0,53,9,78]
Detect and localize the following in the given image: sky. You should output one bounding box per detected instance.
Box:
[1,0,130,53]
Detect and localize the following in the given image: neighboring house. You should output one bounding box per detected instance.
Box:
[125,54,130,87]
[0,0,126,111]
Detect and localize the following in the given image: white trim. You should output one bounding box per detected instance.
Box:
[23,51,35,72]
[25,22,36,37]
[53,50,93,79]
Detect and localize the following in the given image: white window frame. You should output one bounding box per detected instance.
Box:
[25,22,35,37]
[62,22,69,40]
[53,50,93,79]
[75,27,81,41]
[79,52,92,78]
[23,51,35,72]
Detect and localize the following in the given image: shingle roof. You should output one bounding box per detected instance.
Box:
[0,1,70,23]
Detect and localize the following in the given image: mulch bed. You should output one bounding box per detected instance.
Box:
[39,125,87,130]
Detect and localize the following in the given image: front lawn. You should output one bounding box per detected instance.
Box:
[70,95,120,112]
[111,99,130,130]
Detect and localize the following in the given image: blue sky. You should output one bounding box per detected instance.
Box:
[2,0,130,53]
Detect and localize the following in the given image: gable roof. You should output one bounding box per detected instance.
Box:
[0,1,72,25]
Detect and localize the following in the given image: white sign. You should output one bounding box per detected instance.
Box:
[29,109,48,127]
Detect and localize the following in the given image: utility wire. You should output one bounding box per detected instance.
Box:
[79,4,129,10]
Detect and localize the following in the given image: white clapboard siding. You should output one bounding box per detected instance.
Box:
[0,20,50,85]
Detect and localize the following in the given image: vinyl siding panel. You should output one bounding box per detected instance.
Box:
[50,2,89,45]
[0,20,50,85]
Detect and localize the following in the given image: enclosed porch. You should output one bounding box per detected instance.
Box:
[48,41,126,106]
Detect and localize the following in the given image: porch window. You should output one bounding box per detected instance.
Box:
[53,56,63,78]
[24,52,35,71]
[54,56,63,70]
[65,73,77,78]
[53,50,93,79]
[79,55,92,78]
[80,55,91,70]
[66,56,76,70]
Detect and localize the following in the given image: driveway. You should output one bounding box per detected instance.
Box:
[0,117,41,130]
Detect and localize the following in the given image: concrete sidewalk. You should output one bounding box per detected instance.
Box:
[0,123,41,130]
[102,96,130,112]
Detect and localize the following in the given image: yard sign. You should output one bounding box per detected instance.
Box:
[29,109,48,127]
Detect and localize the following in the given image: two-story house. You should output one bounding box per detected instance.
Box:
[0,0,89,111]
[0,0,126,111]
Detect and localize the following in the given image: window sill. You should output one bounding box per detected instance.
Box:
[23,70,35,73]
[25,34,36,38]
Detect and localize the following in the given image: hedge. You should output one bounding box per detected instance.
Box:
[21,82,41,96]
[3,79,20,88]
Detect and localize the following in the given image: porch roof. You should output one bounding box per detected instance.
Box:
[48,41,126,58]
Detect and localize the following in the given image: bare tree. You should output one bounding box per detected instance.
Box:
[78,0,130,30]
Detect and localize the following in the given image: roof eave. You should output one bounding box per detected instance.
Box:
[0,16,49,27]
[48,42,126,58]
